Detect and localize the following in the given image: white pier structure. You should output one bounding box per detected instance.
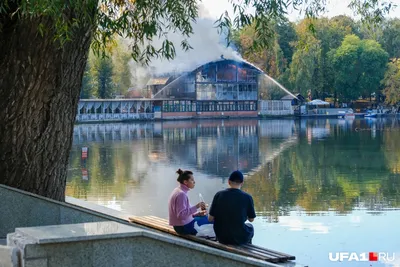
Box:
[76,99,154,122]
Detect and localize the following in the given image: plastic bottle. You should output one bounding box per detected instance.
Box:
[199,193,206,210]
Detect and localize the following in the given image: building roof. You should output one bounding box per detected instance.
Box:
[281,94,295,100]
[146,77,170,86]
[194,58,263,73]
[126,89,145,98]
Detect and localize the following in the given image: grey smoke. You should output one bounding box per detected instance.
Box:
[128,4,242,90]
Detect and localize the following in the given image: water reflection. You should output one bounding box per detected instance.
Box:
[68,118,400,217]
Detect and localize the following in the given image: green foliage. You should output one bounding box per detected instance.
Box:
[274,19,297,66]
[233,12,398,103]
[80,39,134,99]
[92,0,199,65]
[216,0,394,53]
[349,0,395,25]
[314,17,355,98]
[111,39,133,95]
[359,39,389,97]
[331,35,364,101]
[97,57,114,99]
[382,58,400,105]
[380,18,400,58]
[0,0,198,65]
[0,0,396,66]
[80,62,94,99]
[331,34,388,102]
[289,19,323,97]
[290,41,323,97]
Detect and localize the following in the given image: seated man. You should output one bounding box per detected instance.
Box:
[208,170,256,245]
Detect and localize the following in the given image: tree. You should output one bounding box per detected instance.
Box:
[315,16,355,98]
[274,19,297,67]
[97,57,114,98]
[111,39,133,96]
[233,19,295,98]
[235,24,285,78]
[290,19,323,97]
[358,39,388,99]
[80,62,94,99]
[331,35,363,102]
[380,18,400,59]
[382,58,400,105]
[0,0,395,201]
[330,34,388,102]
[0,0,198,201]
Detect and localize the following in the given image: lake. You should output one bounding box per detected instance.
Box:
[67,118,400,267]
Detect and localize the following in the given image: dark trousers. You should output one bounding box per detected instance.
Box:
[173,216,211,235]
[217,223,254,245]
[246,223,254,244]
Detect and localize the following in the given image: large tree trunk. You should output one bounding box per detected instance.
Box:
[0,10,94,201]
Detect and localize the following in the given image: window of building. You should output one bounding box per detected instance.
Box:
[250,101,256,111]
[181,101,186,112]
[230,101,236,111]
[237,102,244,111]
[185,80,195,93]
[196,84,217,100]
[196,65,216,82]
[238,67,247,82]
[104,105,112,113]
[174,101,180,112]
[238,84,257,100]
[163,100,195,112]
[217,64,236,82]
[96,105,103,114]
[247,70,257,82]
[186,101,192,112]
[163,102,169,112]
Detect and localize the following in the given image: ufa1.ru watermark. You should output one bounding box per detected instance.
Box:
[329,252,395,262]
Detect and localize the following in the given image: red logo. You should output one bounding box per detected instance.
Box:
[369,252,378,261]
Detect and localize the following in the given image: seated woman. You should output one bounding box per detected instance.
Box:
[168,168,211,235]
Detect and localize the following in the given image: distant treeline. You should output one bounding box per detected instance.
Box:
[233,16,400,105]
[80,16,400,106]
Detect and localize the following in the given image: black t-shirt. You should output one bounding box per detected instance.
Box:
[209,188,256,245]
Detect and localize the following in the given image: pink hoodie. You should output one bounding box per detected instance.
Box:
[168,184,198,226]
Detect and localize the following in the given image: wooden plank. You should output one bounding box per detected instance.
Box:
[131,216,291,261]
[136,216,172,230]
[129,216,276,262]
[144,215,290,259]
[128,216,287,263]
[243,244,296,260]
[145,216,170,225]
[128,216,294,263]
[241,246,286,261]
[242,244,288,259]
[236,246,278,260]
[130,216,176,234]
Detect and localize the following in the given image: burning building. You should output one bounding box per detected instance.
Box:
[151,58,262,119]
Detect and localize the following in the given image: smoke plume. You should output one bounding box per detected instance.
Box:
[128,4,243,89]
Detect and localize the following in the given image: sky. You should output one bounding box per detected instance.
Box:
[199,0,400,21]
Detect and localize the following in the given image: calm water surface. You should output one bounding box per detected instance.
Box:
[67,118,400,267]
